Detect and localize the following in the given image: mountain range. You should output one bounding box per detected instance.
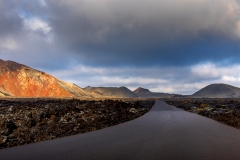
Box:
[0,59,141,98]
[1,59,240,98]
[84,86,138,98]
[0,59,92,98]
[133,87,176,98]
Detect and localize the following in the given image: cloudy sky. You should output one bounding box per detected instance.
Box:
[1,0,240,94]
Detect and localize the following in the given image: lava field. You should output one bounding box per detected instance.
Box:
[0,99,154,149]
[165,99,240,129]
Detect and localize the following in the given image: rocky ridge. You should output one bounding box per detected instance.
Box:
[0,59,92,98]
[134,87,176,98]
[84,86,138,98]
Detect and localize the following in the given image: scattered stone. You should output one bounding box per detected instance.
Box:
[129,108,138,113]
[165,99,240,130]
[0,99,154,149]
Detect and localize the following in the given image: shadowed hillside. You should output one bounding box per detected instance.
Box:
[192,83,240,98]
[134,87,176,98]
[84,86,138,98]
[0,59,92,98]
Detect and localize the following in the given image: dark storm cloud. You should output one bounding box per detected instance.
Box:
[0,1,46,37]
[2,0,240,67]
[0,0,73,70]
[2,0,240,94]
[44,0,240,67]
[0,1,22,37]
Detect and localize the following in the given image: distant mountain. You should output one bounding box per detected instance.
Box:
[84,86,138,98]
[134,87,151,95]
[191,83,240,98]
[133,87,176,98]
[0,59,92,98]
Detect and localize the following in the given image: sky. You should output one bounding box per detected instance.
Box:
[1,0,240,94]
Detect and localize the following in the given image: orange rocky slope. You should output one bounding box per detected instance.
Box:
[0,59,92,98]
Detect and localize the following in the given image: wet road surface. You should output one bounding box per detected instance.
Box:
[1,101,240,160]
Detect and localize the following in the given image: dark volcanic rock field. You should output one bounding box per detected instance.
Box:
[0,99,154,149]
[165,99,240,129]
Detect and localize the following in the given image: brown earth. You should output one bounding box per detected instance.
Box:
[0,59,92,98]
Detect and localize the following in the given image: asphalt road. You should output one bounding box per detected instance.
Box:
[1,100,240,160]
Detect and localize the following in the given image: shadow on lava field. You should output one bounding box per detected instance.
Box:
[165,98,240,130]
[0,98,154,149]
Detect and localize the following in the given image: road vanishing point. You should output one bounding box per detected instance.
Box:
[1,100,240,160]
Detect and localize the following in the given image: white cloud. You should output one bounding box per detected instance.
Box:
[222,76,240,81]
[23,17,51,35]
[43,64,205,94]
[100,76,167,85]
[190,62,240,90]
[0,37,19,51]
[191,63,220,78]
[41,62,240,95]
[151,82,215,95]
[39,0,47,7]
[3,0,240,95]
[191,63,240,79]
[21,17,53,43]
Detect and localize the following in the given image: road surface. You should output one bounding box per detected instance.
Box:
[1,101,240,160]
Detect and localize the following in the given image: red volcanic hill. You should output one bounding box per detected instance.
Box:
[0,59,92,98]
[134,87,151,94]
[133,87,178,98]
